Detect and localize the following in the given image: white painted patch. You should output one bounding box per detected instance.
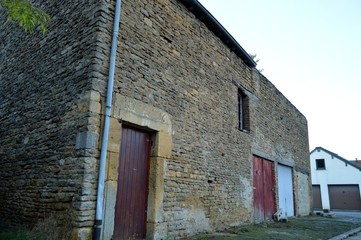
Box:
[238,175,252,209]
[297,171,311,215]
[173,207,211,235]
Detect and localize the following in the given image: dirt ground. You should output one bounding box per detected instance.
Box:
[1,213,361,239]
[194,214,361,240]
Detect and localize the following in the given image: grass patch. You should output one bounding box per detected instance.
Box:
[0,228,45,240]
[193,215,361,240]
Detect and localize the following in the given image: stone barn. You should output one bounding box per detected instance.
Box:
[0,0,311,239]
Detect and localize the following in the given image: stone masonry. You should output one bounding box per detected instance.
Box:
[0,1,108,238]
[0,0,311,239]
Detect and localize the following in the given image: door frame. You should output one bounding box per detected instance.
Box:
[101,95,173,240]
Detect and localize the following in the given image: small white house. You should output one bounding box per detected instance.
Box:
[310,147,361,211]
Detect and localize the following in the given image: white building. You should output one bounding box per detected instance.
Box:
[310,147,361,211]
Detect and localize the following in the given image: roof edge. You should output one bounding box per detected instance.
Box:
[310,147,361,171]
[177,0,257,68]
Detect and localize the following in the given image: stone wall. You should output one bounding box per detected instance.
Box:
[113,0,254,236]
[0,0,111,238]
[107,0,311,238]
[0,0,311,239]
[251,72,311,217]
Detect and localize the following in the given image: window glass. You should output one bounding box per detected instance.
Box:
[238,89,250,132]
[316,159,325,170]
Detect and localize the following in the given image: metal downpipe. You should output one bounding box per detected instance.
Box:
[93,0,122,239]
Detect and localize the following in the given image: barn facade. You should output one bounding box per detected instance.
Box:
[0,0,311,239]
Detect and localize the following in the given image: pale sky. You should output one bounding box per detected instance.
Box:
[198,0,361,160]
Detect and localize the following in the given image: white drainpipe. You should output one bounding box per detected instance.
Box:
[93,0,122,239]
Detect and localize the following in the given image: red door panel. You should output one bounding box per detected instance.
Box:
[253,156,275,222]
[263,159,276,220]
[253,156,264,221]
[113,126,151,240]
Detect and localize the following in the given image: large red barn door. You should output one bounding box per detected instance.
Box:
[113,126,151,240]
[253,156,276,222]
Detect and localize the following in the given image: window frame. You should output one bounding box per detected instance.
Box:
[315,159,326,170]
[238,88,250,132]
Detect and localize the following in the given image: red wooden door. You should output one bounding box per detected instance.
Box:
[113,126,151,240]
[253,156,275,222]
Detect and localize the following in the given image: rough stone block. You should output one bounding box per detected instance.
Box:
[101,181,118,240]
[147,157,165,223]
[75,131,99,150]
[89,101,101,114]
[107,152,119,181]
[153,132,172,158]
[107,117,121,153]
[146,222,168,240]
[70,227,92,240]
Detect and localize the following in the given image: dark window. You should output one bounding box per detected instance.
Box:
[238,89,250,132]
[316,159,326,170]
